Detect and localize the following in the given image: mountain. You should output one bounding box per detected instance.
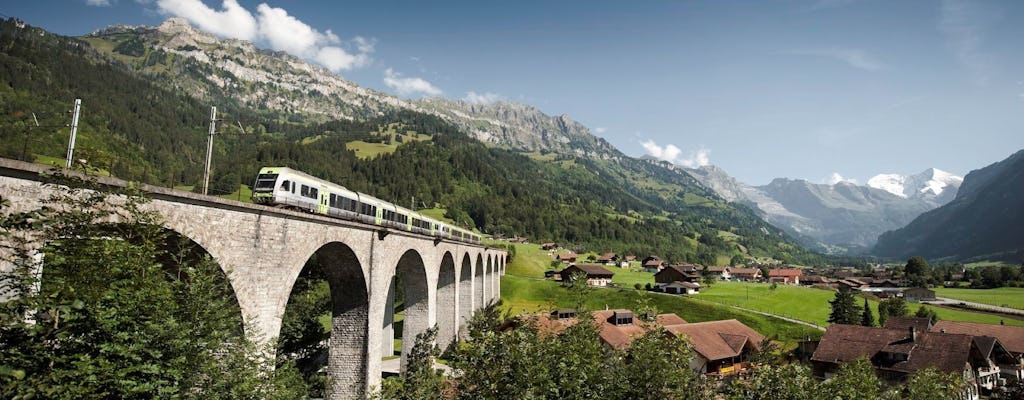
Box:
[0,17,825,265]
[874,150,1024,262]
[689,166,961,254]
[866,168,962,206]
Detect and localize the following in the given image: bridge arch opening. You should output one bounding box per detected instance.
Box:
[487,254,496,303]
[458,252,473,338]
[278,241,368,399]
[436,252,457,349]
[475,253,485,307]
[393,249,430,373]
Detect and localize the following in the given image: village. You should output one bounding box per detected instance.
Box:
[523,241,1024,398]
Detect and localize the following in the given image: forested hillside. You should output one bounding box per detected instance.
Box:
[0,18,824,264]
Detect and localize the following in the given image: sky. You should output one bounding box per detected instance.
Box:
[4,0,1024,185]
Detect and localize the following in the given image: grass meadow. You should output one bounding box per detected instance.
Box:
[933,287,1024,310]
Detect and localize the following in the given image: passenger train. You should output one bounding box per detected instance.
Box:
[251,167,482,244]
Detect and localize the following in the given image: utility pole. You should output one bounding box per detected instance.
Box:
[202,106,217,196]
[64,99,81,169]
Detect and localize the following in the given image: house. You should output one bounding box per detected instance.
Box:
[869,278,902,288]
[810,323,1016,398]
[544,269,562,280]
[664,281,701,295]
[665,319,766,376]
[932,320,1024,381]
[642,256,664,273]
[541,242,558,250]
[768,268,802,285]
[528,309,688,350]
[596,252,618,265]
[556,252,577,264]
[655,264,701,285]
[560,264,615,287]
[836,278,868,291]
[902,287,936,302]
[704,266,732,281]
[800,275,831,286]
[625,255,637,262]
[730,268,762,282]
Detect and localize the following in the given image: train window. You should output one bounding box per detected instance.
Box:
[310,187,318,198]
[280,180,290,191]
[254,174,278,190]
[329,193,337,208]
[300,185,310,198]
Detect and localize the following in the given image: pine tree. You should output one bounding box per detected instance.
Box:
[828,286,860,325]
[861,298,875,327]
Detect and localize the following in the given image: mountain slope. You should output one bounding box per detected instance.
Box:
[874,150,1024,262]
[0,17,824,265]
[688,165,960,254]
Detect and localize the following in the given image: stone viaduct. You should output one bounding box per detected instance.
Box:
[0,158,506,399]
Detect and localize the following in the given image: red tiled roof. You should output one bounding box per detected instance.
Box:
[812,324,973,375]
[731,268,761,276]
[666,319,765,362]
[932,320,1024,355]
[656,313,688,327]
[563,264,615,277]
[526,310,690,350]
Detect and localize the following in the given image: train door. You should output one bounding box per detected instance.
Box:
[318,185,329,214]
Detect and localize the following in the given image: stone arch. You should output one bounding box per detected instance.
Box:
[293,241,369,400]
[395,249,430,372]
[475,253,485,307]
[436,252,457,349]
[486,255,495,303]
[458,252,473,337]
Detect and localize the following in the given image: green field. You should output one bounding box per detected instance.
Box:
[499,275,822,343]
[610,268,655,288]
[697,281,1024,327]
[934,287,1024,310]
[506,243,557,277]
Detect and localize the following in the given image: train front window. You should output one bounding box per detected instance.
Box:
[254,174,278,191]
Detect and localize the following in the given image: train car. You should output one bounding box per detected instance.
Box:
[253,167,482,244]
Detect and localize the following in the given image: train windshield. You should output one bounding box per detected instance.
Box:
[253,174,278,191]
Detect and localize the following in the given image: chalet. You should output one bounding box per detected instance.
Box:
[811,322,1018,398]
[730,268,762,282]
[560,264,615,287]
[666,319,765,376]
[625,255,637,262]
[903,287,936,302]
[800,275,831,286]
[836,278,868,291]
[655,264,701,285]
[556,252,578,264]
[530,309,688,350]
[664,281,701,295]
[768,268,802,285]
[704,266,732,281]
[642,256,665,273]
[596,253,619,265]
[541,242,558,250]
[543,269,562,280]
[869,278,902,288]
[932,320,1024,381]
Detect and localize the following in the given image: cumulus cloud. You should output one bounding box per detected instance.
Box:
[640,140,711,168]
[463,91,501,104]
[156,0,373,71]
[827,173,858,185]
[786,48,885,71]
[87,0,113,6]
[384,68,442,97]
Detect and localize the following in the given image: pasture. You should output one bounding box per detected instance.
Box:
[933,287,1024,310]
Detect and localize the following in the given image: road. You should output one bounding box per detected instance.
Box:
[927,297,1024,317]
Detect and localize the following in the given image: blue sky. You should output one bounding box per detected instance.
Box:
[4,0,1023,185]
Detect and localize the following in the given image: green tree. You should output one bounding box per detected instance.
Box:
[821,358,882,400]
[374,326,444,400]
[828,286,860,325]
[611,327,703,399]
[725,363,816,400]
[878,297,909,326]
[913,305,938,324]
[861,299,875,327]
[0,178,305,399]
[905,256,930,278]
[901,367,965,400]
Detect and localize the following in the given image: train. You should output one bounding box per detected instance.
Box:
[251,167,482,244]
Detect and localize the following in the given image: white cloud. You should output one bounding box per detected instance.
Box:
[156,0,257,40]
[786,48,885,71]
[594,127,607,134]
[384,68,442,97]
[87,0,113,6]
[827,173,858,185]
[939,0,997,85]
[640,140,711,168]
[463,91,501,104]
[156,0,373,72]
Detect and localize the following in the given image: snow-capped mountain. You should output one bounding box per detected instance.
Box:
[866,168,963,205]
[689,166,962,254]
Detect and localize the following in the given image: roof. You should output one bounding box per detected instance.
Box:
[812,324,973,375]
[656,313,688,327]
[564,264,615,277]
[768,268,802,277]
[731,268,761,276]
[932,320,1024,355]
[705,266,729,273]
[666,281,700,289]
[883,317,932,333]
[527,310,690,350]
[592,310,648,349]
[557,253,577,260]
[658,264,700,277]
[596,252,617,261]
[666,319,765,362]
